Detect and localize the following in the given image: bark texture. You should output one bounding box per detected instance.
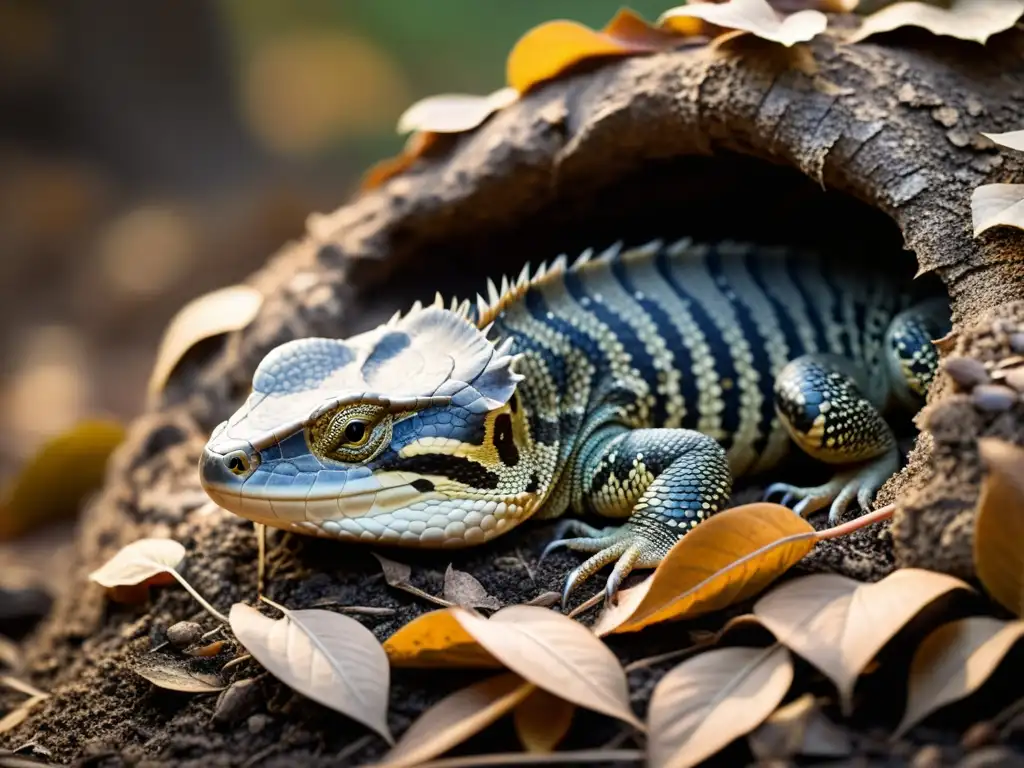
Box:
[7,30,1024,767]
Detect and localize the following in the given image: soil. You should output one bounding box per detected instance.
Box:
[5,28,1024,768]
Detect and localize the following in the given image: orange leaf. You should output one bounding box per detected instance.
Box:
[594,503,816,635]
[513,688,576,752]
[507,9,686,94]
[361,132,442,191]
[382,608,500,669]
[974,438,1024,617]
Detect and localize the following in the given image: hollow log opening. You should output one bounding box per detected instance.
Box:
[8,30,1024,766]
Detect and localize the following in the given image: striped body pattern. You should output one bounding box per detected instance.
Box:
[200,239,949,600]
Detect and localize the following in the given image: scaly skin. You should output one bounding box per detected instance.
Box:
[199,239,949,602]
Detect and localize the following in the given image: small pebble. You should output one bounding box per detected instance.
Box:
[1011,333,1024,354]
[962,722,998,751]
[213,678,263,726]
[165,621,202,649]
[972,384,1018,413]
[945,356,991,390]
[248,713,272,735]
[913,745,945,768]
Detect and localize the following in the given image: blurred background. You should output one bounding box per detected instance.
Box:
[0,0,668,490]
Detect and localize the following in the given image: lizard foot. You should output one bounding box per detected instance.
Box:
[542,522,667,609]
[764,448,900,526]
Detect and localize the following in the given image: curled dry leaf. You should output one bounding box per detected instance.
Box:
[974,438,1024,617]
[971,184,1024,237]
[748,693,852,760]
[133,655,225,693]
[660,0,828,47]
[754,569,973,713]
[373,553,453,608]
[88,539,186,588]
[397,88,518,135]
[383,609,500,668]
[443,565,501,611]
[648,645,794,768]
[847,0,1024,44]
[506,8,686,94]
[895,616,1024,738]
[229,602,392,743]
[513,688,576,753]
[147,284,262,401]
[594,503,816,635]
[454,605,642,729]
[379,673,532,768]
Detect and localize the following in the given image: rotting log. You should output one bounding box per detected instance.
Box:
[9,31,1024,766]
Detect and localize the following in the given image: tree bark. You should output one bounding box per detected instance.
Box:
[8,31,1024,766]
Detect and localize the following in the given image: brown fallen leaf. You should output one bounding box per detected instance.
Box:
[506,9,687,94]
[0,419,125,541]
[524,591,561,608]
[895,616,1024,737]
[594,503,816,635]
[982,130,1024,153]
[132,655,225,693]
[379,673,533,768]
[660,0,828,46]
[454,605,642,729]
[147,284,262,401]
[383,609,501,669]
[373,553,453,608]
[971,184,1024,238]
[974,438,1024,617]
[748,693,852,760]
[754,569,973,713]
[230,601,392,743]
[847,0,1024,44]
[648,645,794,768]
[397,88,518,135]
[513,688,576,752]
[443,565,501,611]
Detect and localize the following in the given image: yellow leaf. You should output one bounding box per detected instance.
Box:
[648,645,794,768]
[847,0,1024,44]
[982,130,1024,153]
[753,569,973,713]
[594,503,816,635]
[383,608,501,669]
[379,673,533,768]
[506,9,687,93]
[455,605,642,729]
[974,439,1024,617]
[513,688,576,752]
[397,88,518,135]
[895,616,1024,737]
[972,184,1024,237]
[0,419,125,540]
[148,285,263,401]
[660,0,828,47]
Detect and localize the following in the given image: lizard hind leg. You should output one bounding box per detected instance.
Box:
[544,429,732,606]
[766,354,899,525]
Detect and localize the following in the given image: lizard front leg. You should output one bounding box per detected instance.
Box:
[544,427,732,604]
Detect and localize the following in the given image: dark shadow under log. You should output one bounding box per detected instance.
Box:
[8,30,1024,766]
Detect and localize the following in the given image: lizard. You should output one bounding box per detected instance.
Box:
[199,238,949,603]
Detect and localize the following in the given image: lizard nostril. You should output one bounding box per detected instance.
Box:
[222,450,254,476]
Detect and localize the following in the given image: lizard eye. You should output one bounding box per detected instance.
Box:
[342,420,368,445]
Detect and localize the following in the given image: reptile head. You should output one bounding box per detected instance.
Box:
[199,306,540,546]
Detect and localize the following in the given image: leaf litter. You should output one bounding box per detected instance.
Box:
[848,0,1024,44]
[443,565,501,611]
[513,687,576,753]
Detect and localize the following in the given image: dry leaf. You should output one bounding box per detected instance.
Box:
[229,602,392,742]
[0,419,125,541]
[971,184,1024,237]
[594,503,816,635]
[506,9,685,93]
[660,0,828,46]
[754,569,972,713]
[525,592,561,608]
[148,284,262,400]
[648,645,794,768]
[383,609,500,669]
[895,616,1024,737]
[975,439,1024,616]
[88,539,186,588]
[443,565,501,611]
[132,655,225,693]
[397,88,518,135]
[983,130,1024,153]
[847,0,1024,44]
[379,673,532,768]
[0,694,46,736]
[454,605,642,729]
[513,688,575,752]
[748,693,852,760]
[373,553,453,608]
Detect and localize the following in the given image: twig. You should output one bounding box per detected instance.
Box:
[567,591,603,619]
[624,643,708,673]
[220,654,253,674]
[334,733,374,763]
[255,522,266,597]
[0,676,48,699]
[815,503,895,540]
